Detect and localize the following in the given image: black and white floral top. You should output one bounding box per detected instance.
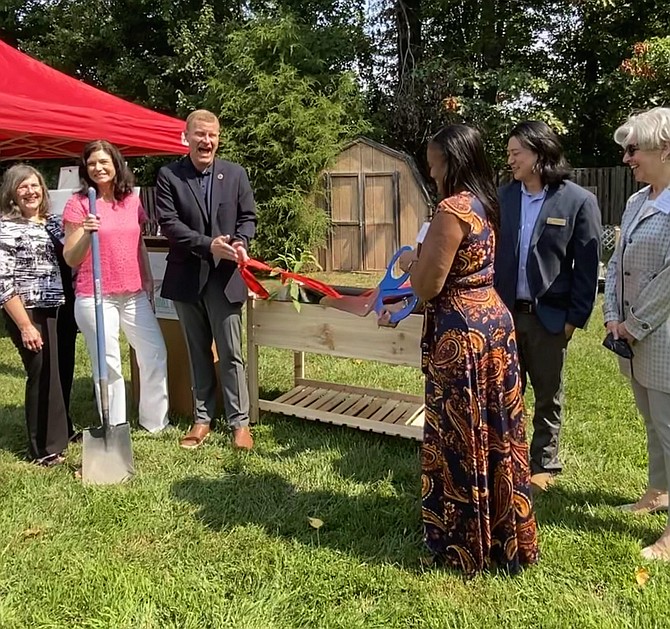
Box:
[0,214,65,309]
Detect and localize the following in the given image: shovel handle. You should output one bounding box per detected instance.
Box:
[87,188,110,429]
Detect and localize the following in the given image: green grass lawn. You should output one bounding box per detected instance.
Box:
[0,292,668,629]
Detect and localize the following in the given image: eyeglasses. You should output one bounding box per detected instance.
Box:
[17,183,42,193]
[624,144,639,157]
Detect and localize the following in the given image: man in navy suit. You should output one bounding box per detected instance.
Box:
[495,121,601,493]
[156,109,256,450]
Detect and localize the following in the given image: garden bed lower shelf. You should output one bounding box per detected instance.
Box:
[247,298,425,441]
[260,379,424,440]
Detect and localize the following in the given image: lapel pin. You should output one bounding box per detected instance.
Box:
[217,173,223,180]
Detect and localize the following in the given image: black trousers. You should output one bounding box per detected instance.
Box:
[514,311,569,475]
[57,297,78,437]
[3,308,70,460]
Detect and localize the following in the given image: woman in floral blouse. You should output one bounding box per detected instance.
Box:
[0,165,71,466]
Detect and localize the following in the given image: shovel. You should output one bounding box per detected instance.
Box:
[82,187,135,485]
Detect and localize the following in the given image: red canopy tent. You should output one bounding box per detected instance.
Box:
[0,39,188,160]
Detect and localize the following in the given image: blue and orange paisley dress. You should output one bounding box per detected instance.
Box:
[420,192,539,574]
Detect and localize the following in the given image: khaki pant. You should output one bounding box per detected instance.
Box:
[631,379,670,503]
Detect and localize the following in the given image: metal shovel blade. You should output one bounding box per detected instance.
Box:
[82,423,135,485]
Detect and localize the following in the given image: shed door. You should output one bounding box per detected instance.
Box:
[329,174,362,271]
[327,171,399,272]
[363,173,399,271]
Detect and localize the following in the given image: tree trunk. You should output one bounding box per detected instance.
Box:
[480,0,505,104]
[396,0,422,90]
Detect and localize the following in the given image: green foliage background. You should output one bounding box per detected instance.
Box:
[201,18,370,260]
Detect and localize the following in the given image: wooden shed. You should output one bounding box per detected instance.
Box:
[319,137,433,271]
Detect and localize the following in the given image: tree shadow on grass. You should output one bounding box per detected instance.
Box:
[533,484,663,546]
[69,376,98,430]
[258,385,285,403]
[0,373,156,461]
[331,434,420,486]
[0,406,28,458]
[257,414,420,482]
[72,376,195,433]
[171,469,425,568]
[0,374,97,460]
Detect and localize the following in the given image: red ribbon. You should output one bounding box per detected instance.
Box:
[239,258,341,300]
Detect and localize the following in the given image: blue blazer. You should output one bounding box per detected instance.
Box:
[494,179,602,334]
[156,157,257,305]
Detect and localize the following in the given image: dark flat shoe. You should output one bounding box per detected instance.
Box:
[33,453,65,468]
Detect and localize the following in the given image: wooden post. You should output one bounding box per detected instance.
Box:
[294,351,305,385]
[246,298,260,424]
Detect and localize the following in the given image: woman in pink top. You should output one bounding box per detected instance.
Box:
[63,140,169,433]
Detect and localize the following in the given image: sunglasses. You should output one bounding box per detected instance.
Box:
[624,144,639,157]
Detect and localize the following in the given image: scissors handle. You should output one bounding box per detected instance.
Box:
[388,295,419,324]
[380,245,413,289]
[374,246,418,324]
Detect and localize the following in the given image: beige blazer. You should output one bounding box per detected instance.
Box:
[604,185,670,392]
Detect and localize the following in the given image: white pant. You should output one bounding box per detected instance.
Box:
[75,292,169,432]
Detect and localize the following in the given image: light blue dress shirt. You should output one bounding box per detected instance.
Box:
[516,183,548,301]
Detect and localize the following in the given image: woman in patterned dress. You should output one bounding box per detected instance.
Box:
[384,124,538,573]
[0,165,71,466]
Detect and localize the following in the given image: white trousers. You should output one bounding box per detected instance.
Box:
[631,378,670,501]
[75,292,169,432]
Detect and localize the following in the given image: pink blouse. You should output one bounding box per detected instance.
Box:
[62,193,146,297]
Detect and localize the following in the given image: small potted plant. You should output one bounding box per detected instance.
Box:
[271,249,322,311]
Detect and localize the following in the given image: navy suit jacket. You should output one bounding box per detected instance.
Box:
[494,179,602,334]
[156,157,257,304]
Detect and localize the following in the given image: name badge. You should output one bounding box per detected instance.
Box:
[416,221,431,244]
[546,217,567,226]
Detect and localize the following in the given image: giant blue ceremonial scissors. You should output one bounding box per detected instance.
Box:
[373,246,418,324]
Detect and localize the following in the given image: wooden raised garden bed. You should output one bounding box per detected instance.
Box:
[246,298,425,440]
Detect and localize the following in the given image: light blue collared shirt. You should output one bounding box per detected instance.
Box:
[649,186,670,214]
[516,183,547,300]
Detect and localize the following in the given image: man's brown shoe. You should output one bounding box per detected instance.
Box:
[179,424,211,449]
[232,427,253,450]
[530,472,556,496]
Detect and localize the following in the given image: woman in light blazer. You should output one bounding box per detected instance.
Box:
[604,107,670,561]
